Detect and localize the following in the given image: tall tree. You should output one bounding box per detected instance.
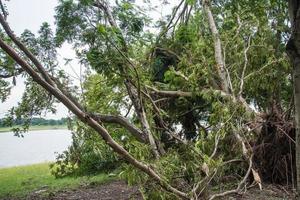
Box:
[287,0,300,196]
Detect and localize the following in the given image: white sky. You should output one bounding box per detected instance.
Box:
[0,0,69,119]
[0,0,178,119]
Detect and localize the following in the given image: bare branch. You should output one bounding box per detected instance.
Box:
[209,133,220,159]
[203,0,231,94]
[147,85,193,97]
[192,169,218,199]
[90,113,147,143]
[238,36,252,96]
[146,85,260,122]
[165,0,185,31]
[146,85,230,99]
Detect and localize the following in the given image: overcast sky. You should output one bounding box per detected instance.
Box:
[0,0,178,119]
[0,0,69,119]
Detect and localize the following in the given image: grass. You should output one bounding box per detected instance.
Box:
[0,125,68,133]
[0,163,115,199]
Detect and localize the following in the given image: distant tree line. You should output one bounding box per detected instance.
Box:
[0,117,67,127]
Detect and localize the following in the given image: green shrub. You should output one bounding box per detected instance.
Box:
[51,122,120,178]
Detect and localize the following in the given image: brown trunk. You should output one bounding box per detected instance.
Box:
[295,62,300,194]
[287,0,300,195]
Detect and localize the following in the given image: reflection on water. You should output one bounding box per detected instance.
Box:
[0,129,72,168]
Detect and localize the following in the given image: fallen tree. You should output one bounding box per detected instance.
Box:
[0,0,296,199]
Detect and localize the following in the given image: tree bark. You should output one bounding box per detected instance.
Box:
[287,0,300,195]
[203,0,231,94]
[90,113,147,143]
[294,57,300,195]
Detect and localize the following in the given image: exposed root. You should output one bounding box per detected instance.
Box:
[253,106,295,185]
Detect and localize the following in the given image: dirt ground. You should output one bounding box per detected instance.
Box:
[219,184,295,200]
[3,181,296,200]
[24,181,141,200]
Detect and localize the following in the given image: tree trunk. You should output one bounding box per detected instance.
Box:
[287,0,300,195]
[294,58,300,195]
[203,0,231,94]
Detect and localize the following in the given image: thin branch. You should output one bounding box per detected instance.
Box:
[90,113,147,143]
[147,85,259,121]
[171,2,188,37]
[208,155,253,200]
[146,85,230,99]
[49,75,85,111]
[238,35,252,96]
[192,169,218,199]
[209,133,220,159]
[146,85,193,97]
[222,159,245,166]
[244,58,284,80]
[185,4,193,24]
[0,0,7,20]
[198,169,218,198]
[154,97,171,104]
[141,88,188,144]
[156,0,185,41]
[105,37,142,102]
[0,68,23,78]
[166,0,185,30]
[126,80,161,158]
[124,103,133,118]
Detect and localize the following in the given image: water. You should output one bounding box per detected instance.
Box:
[0,129,72,168]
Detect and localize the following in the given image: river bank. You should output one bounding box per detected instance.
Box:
[0,125,68,133]
[0,163,295,200]
[0,163,117,199]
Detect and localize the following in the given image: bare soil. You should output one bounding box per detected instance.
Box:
[3,181,296,200]
[6,181,142,200]
[221,184,295,200]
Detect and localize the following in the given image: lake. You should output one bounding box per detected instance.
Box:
[0,130,72,168]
